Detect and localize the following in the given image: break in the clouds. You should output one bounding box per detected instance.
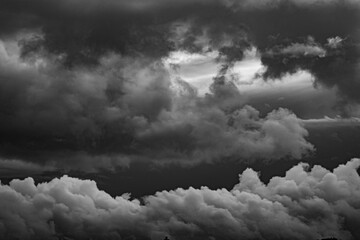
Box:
[1,158,360,240]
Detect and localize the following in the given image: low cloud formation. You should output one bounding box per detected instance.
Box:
[1,159,360,239]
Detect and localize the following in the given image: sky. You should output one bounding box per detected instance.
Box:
[0,0,360,239]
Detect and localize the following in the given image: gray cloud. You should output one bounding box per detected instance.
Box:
[302,116,360,128]
[0,158,55,178]
[260,35,360,108]
[1,0,359,170]
[0,41,313,171]
[1,158,359,239]
[3,0,358,104]
[1,2,359,239]
[265,37,326,58]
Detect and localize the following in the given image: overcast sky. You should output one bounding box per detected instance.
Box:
[0,0,360,239]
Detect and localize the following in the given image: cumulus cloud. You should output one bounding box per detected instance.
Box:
[139,97,314,165]
[1,159,359,239]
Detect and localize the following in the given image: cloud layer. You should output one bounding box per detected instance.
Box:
[1,158,360,240]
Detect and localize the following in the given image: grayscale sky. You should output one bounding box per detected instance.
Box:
[0,0,360,239]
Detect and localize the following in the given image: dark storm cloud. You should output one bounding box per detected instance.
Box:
[10,0,359,104]
[0,42,313,171]
[0,0,251,66]
[229,1,360,106]
[1,0,359,63]
[1,0,360,171]
[1,159,360,240]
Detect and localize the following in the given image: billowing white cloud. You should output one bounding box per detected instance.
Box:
[1,159,360,239]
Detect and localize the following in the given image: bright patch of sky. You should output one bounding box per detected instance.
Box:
[165,48,321,94]
[164,48,340,119]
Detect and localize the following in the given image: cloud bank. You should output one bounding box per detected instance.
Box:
[1,159,360,240]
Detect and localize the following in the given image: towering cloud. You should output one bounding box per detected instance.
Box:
[1,159,359,240]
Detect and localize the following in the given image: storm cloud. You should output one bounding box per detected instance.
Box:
[0,40,313,171]
[1,158,360,240]
[1,1,360,239]
[0,0,359,168]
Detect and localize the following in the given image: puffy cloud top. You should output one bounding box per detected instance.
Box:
[1,159,360,239]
